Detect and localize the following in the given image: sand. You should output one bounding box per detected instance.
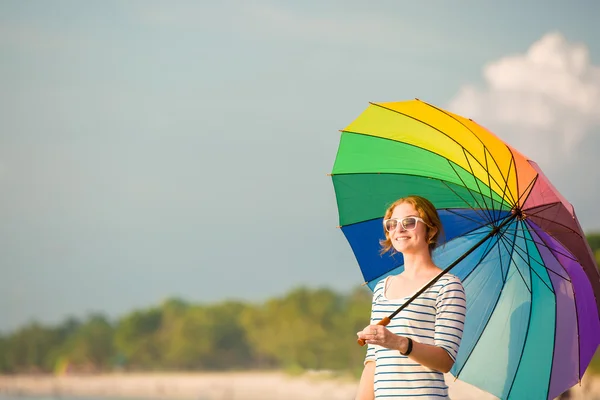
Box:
[0,371,598,400]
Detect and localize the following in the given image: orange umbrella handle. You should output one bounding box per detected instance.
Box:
[357,316,391,346]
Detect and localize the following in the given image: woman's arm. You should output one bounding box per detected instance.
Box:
[396,336,454,373]
[357,327,453,373]
[355,361,375,400]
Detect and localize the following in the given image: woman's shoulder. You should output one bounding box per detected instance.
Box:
[372,276,389,293]
[434,273,464,293]
[440,273,462,284]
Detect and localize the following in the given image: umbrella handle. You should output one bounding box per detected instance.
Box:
[357,317,391,346]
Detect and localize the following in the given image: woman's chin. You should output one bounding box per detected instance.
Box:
[392,242,428,255]
[392,243,409,253]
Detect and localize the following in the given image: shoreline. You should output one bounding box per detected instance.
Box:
[2,371,356,400]
[0,371,597,400]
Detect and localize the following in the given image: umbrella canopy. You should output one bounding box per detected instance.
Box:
[331,99,600,399]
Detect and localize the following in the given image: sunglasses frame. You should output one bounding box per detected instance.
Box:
[383,216,427,232]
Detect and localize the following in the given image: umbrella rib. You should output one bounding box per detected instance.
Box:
[500,222,562,293]
[522,202,585,241]
[502,219,531,292]
[533,225,584,382]
[505,272,536,399]
[441,208,497,228]
[332,170,501,225]
[525,201,565,222]
[503,232,565,289]
[365,104,515,204]
[442,215,521,286]
[487,145,517,215]
[417,100,519,205]
[497,232,532,293]
[548,283,559,399]
[454,220,519,379]
[484,149,496,220]
[504,143,521,208]
[491,155,518,229]
[450,229,501,288]
[339,128,509,198]
[460,147,495,221]
[439,181,492,224]
[514,173,539,209]
[497,234,505,284]
[524,213,585,239]
[478,232,500,265]
[522,219,535,290]
[445,161,493,222]
[484,149,502,221]
[522,201,562,217]
[500,227,580,266]
[522,219,559,400]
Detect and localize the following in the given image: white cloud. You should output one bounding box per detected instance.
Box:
[448,32,600,166]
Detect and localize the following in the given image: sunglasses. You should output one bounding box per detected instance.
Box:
[383,216,427,232]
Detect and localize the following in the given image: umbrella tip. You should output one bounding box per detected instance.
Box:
[327,173,333,176]
[336,225,342,229]
[361,281,369,286]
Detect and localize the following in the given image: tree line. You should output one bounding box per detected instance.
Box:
[0,287,372,376]
[2,234,599,376]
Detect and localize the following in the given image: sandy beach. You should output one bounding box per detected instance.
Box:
[2,371,598,400]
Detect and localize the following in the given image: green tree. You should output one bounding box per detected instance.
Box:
[241,287,350,371]
[157,300,252,370]
[0,335,9,373]
[114,308,162,369]
[586,233,600,252]
[330,286,373,376]
[204,301,253,369]
[4,323,63,372]
[586,233,600,268]
[61,314,114,370]
[161,305,213,369]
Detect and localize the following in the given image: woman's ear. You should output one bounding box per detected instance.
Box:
[427,227,438,244]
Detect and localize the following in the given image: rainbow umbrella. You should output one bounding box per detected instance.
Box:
[330,99,600,399]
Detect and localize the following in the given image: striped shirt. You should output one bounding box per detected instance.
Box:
[365,274,466,399]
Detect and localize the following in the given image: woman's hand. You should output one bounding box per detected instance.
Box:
[357,325,409,353]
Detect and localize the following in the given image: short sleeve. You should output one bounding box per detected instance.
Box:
[434,275,466,362]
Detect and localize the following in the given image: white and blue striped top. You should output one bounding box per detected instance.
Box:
[365,274,466,399]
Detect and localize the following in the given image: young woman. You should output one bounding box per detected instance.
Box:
[355,196,466,400]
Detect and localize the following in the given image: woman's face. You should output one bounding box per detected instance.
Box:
[388,202,430,255]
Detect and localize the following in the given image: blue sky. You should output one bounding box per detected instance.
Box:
[2,1,599,332]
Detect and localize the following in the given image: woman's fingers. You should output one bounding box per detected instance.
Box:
[358,326,399,348]
[357,325,380,340]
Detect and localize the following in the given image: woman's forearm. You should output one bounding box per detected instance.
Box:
[355,361,375,400]
[397,337,454,373]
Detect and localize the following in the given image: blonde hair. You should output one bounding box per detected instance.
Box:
[380,195,443,255]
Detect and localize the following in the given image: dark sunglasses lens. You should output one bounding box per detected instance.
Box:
[385,220,397,232]
[403,218,417,230]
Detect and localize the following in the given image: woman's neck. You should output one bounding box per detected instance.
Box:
[402,251,436,278]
